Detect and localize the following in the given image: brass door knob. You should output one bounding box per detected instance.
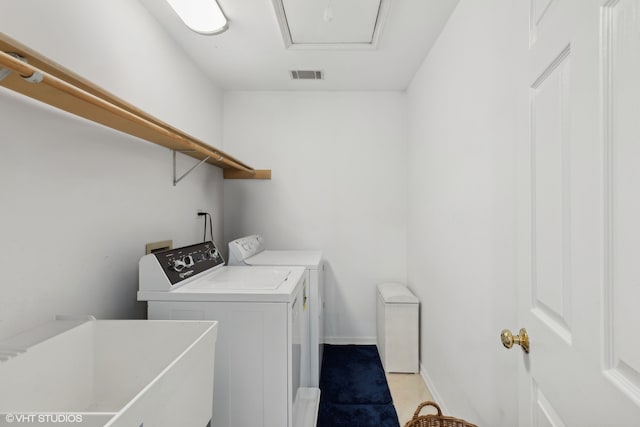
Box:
[500,328,529,353]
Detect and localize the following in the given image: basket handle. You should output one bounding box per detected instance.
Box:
[412,401,443,419]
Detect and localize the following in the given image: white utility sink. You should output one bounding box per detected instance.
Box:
[0,319,218,427]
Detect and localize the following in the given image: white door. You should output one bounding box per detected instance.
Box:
[515,0,640,425]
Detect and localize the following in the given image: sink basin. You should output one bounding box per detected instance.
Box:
[0,319,218,427]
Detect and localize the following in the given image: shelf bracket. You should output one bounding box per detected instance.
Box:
[173,150,210,186]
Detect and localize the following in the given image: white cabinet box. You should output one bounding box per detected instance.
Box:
[376,283,419,373]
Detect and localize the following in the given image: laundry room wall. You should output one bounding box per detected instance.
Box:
[406,0,526,426]
[223,91,407,343]
[0,1,225,340]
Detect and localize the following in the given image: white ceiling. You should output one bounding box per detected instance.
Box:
[137,0,460,91]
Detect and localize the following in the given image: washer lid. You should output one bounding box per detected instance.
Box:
[245,250,322,268]
[138,266,306,303]
[187,267,290,290]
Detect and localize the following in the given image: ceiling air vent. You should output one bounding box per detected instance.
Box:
[290,70,324,80]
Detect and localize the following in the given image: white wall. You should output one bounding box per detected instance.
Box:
[0,0,225,340]
[223,91,407,342]
[406,0,526,425]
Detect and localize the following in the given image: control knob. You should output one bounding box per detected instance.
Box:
[208,249,219,259]
[170,258,187,272]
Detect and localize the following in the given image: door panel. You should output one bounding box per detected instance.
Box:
[532,382,568,427]
[603,0,640,404]
[517,0,640,425]
[530,0,560,45]
[530,45,572,342]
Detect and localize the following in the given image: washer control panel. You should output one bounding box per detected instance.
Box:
[153,241,224,285]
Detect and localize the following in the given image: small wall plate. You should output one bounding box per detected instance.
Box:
[145,240,173,254]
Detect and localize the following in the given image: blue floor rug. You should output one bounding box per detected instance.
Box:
[318,344,400,427]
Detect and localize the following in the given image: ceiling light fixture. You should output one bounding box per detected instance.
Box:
[165,0,228,35]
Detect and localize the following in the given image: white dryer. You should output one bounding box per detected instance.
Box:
[228,235,324,388]
[138,241,320,427]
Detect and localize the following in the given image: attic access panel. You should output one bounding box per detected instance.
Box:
[273,0,389,49]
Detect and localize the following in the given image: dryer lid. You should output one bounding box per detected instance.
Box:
[245,250,322,268]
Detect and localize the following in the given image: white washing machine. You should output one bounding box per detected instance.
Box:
[138,241,320,427]
[228,235,324,388]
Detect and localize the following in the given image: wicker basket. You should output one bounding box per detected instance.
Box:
[403,401,478,427]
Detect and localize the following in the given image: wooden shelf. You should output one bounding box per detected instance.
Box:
[223,169,272,180]
[0,32,270,180]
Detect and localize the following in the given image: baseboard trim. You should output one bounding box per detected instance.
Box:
[419,362,449,415]
[324,336,377,345]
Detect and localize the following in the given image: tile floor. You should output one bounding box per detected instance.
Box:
[386,373,434,426]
